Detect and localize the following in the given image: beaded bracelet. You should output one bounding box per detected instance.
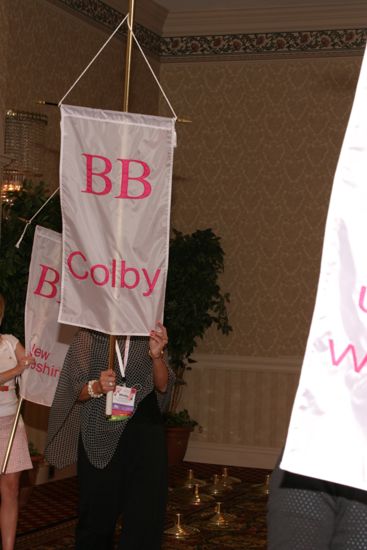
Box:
[87,379,103,398]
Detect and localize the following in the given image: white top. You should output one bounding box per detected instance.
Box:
[0,334,19,417]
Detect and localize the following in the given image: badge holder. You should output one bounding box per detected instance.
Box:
[106,337,137,421]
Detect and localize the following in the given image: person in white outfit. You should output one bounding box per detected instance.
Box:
[0,293,34,550]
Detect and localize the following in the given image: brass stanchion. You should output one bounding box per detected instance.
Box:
[188,483,214,506]
[207,501,237,530]
[164,513,200,538]
[180,468,206,489]
[204,473,231,497]
[222,466,241,486]
[253,473,270,495]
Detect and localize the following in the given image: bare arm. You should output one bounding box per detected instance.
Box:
[0,341,34,384]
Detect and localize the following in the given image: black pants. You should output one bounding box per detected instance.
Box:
[268,462,367,550]
[75,392,168,550]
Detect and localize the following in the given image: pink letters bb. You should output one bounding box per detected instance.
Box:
[81,154,152,199]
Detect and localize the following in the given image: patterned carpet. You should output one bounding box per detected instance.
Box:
[14,462,270,549]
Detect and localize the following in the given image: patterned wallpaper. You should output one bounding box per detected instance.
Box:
[0,1,9,170]
[159,56,362,356]
[1,0,364,359]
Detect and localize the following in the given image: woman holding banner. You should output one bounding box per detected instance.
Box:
[0,293,35,550]
[46,322,173,550]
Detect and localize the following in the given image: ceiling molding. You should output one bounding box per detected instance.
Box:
[161,4,367,37]
[47,1,367,61]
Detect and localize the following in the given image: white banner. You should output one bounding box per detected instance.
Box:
[21,226,76,407]
[281,48,367,490]
[58,105,175,335]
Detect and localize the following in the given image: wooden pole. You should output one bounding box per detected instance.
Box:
[1,397,23,474]
[106,0,135,415]
[123,0,135,112]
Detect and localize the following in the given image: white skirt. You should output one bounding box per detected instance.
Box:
[0,415,32,474]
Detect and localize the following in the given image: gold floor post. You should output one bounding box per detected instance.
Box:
[1,397,23,474]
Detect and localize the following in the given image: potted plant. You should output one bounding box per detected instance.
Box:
[163,228,232,464]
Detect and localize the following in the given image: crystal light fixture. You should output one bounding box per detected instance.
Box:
[1,110,47,204]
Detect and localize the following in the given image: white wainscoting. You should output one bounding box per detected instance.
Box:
[23,354,302,476]
[179,354,302,470]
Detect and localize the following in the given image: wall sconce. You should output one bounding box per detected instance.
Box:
[1,110,48,204]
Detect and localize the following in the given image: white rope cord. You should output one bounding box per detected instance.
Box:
[15,186,60,248]
[58,14,129,107]
[15,14,177,248]
[128,22,177,120]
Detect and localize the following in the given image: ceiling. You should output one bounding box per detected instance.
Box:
[154,0,357,10]
[105,0,367,36]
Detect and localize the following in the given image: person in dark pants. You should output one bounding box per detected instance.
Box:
[267,459,367,550]
[45,325,174,550]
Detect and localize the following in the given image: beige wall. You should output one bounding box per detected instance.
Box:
[0,0,10,162]
[160,55,362,357]
[4,0,160,190]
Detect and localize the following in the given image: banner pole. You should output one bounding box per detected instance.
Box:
[106,0,135,415]
[1,397,23,474]
[123,0,135,112]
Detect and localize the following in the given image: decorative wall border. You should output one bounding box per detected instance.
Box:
[160,29,367,59]
[54,0,367,59]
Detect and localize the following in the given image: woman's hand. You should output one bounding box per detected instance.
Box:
[149,322,168,359]
[150,323,169,392]
[98,369,116,394]
[18,354,35,375]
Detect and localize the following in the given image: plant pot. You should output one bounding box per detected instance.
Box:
[165,426,193,466]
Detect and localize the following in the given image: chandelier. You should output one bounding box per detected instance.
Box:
[1,110,48,204]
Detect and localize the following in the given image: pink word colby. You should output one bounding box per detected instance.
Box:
[34,256,160,299]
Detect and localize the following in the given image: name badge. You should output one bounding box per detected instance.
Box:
[110,385,137,422]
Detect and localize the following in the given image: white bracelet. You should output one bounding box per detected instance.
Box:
[87,380,103,398]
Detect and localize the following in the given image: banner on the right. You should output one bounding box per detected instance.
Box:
[281,48,367,491]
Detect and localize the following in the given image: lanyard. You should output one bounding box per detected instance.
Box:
[115,337,130,382]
